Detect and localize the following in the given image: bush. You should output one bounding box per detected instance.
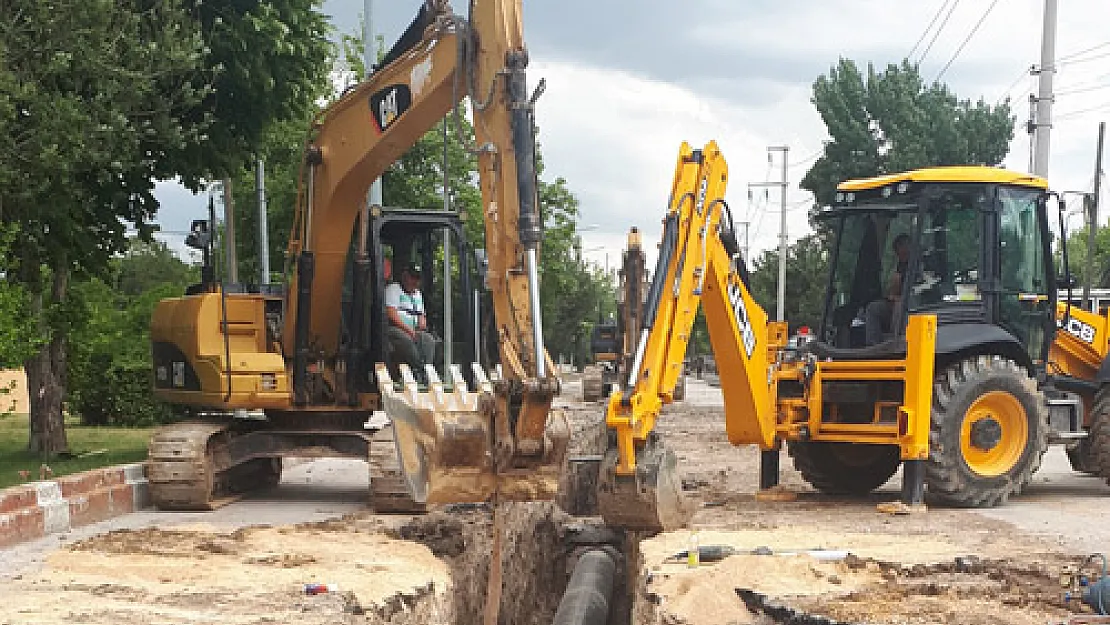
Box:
[70,354,178,427]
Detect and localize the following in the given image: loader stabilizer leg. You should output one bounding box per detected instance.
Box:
[901,459,926,505]
[759,446,780,490]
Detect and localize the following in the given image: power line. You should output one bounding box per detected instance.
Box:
[1056,82,1110,98]
[908,0,952,60]
[994,65,1033,105]
[788,148,822,168]
[1058,49,1110,68]
[918,0,961,64]
[1055,99,1110,121]
[1058,41,1110,63]
[933,0,1004,83]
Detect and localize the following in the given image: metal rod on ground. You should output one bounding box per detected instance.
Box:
[551,549,617,625]
[1032,0,1057,178]
[257,158,269,286]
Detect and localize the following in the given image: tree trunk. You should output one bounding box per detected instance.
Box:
[26,265,69,457]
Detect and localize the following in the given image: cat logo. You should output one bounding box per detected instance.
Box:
[369,84,412,133]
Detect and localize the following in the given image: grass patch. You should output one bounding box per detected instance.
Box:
[0,413,152,490]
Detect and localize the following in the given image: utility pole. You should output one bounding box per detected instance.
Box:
[747,145,790,321]
[1032,0,1058,178]
[222,179,238,285]
[1085,121,1106,309]
[257,158,269,286]
[365,0,383,210]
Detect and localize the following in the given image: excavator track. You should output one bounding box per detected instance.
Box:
[147,420,282,511]
[368,424,426,513]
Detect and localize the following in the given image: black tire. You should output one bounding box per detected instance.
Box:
[926,356,1047,507]
[788,442,901,495]
[1066,437,1098,475]
[1090,386,1110,485]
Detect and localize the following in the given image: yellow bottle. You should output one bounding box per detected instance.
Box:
[687,532,700,568]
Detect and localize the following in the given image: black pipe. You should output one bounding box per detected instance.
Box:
[551,549,617,625]
[293,252,314,406]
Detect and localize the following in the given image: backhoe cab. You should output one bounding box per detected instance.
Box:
[597,147,1071,532]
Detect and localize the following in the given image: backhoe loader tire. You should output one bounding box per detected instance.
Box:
[369,424,426,514]
[1066,437,1098,475]
[788,442,900,495]
[925,356,1047,508]
[672,373,686,401]
[1088,386,1110,485]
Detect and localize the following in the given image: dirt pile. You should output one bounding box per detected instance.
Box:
[0,519,452,625]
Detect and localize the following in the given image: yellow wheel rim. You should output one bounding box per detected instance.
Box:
[960,391,1028,477]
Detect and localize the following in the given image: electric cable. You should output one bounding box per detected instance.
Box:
[918,0,961,65]
[933,0,1004,83]
[908,0,952,60]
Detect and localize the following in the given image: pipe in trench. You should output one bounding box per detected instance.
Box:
[551,548,617,625]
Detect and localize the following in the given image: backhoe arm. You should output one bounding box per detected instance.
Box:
[287,0,566,503]
[599,141,777,531]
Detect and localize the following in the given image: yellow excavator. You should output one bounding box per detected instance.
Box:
[595,140,1094,532]
[583,228,688,402]
[147,0,568,510]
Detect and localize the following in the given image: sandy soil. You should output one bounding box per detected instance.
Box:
[625,378,1096,625]
[0,375,1103,625]
[0,518,451,625]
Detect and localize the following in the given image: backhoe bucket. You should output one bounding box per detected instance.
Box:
[597,434,693,533]
[375,363,569,504]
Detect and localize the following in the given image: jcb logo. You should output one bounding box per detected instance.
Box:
[728,281,756,358]
[1061,317,1096,344]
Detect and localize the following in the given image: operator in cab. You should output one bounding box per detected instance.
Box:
[865,233,911,346]
[385,264,437,382]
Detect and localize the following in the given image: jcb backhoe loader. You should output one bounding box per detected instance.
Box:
[147,0,568,510]
[597,140,1086,532]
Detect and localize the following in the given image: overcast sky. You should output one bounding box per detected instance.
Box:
[154,0,1110,271]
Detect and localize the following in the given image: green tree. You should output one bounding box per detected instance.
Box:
[802,59,1015,210]
[0,0,331,454]
[748,234,829,331]
[68,241,198,427]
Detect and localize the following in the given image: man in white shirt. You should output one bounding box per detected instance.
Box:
[385,264,436,381]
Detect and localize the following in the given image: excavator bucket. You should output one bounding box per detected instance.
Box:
[597,433,694,533]
[374,363,569,504]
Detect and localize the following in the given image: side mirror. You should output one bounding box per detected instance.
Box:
[184,219,211,250]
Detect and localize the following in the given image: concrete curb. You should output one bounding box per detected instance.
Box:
[0,463,149,548]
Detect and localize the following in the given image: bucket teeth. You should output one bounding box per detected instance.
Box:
[375,362,568,505]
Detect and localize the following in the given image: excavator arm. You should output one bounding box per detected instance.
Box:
[287,0,566,503]
[598,141,779,531]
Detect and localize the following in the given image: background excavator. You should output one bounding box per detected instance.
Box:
[147,0,568,511]
[582,228,686,403]
[595,140,1100,532]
